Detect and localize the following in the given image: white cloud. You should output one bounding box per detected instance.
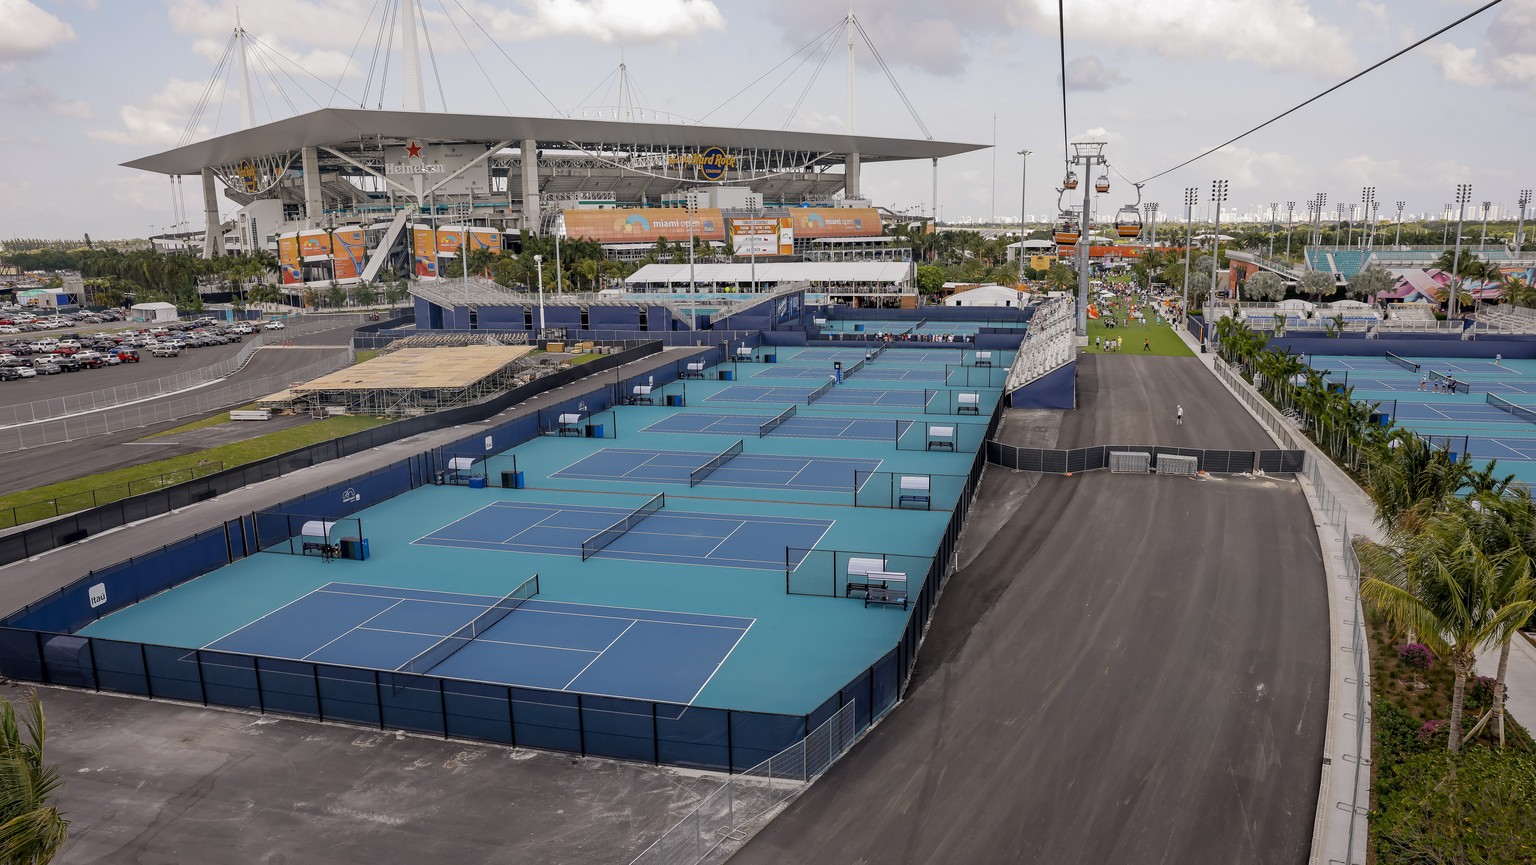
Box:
[90,77,216,146]
[769,0,1353,77]
[0,0,77,66]
[0,77,91,117]
[463,0,727,44]
[1427,0,1536,88]
[1063,56,1126,92]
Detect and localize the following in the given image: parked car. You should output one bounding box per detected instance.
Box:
[0,365,35,379]
[264,320,286,330]
[114,347,140,363]
[231,323,254,334]
[32,360,61,375]
[52,355,82,372]
[150,343,182,358]
[73,351,105,368]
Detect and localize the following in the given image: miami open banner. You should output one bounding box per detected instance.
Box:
[332,227,366,280]
[563,207,726,244]
[411,225,438,278]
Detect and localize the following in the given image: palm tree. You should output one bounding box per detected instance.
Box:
[1298,270,1337,303]
[0,693,68,864]
[1359,505,1536,753]
[1498,275,1536,309]
[1347,264,1396,304]
[1243,272,1286,302]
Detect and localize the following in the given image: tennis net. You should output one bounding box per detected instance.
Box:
[869,343,887,361]
[1487,392,1536,427]
[689,439,745,486]
[807,379,836,404]
[843,359,866,378]
[759,404,797,437]
[581,493,665,560]
[397,574,540,675]
[1429,370,1470,394]
[1385,352,1420,372]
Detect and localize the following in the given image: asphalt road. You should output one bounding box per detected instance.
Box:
[1062,353,1277,449]
[730,353,1330,865]
[0,345,350,496]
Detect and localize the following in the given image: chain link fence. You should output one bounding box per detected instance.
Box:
[628,700,858,865]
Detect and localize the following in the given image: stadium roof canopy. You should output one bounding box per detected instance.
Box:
[123,108,986,176]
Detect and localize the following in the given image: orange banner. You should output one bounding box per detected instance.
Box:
[277,234,301,285]
[298,230,331,260]
[563,208,726,244]
[467,228,502,254]
[436,226,464,256]
[412,225,438,278]
[788,208,880,239]
[332,227,365,281]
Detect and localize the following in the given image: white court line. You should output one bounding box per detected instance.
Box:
[686,620,754,706]
[352,626,602,654]
[704,520,749,557]
[407,500,542,547]
[562,620,637,690]
[299,600,406,662]
[500,511,564,545]
[197,584,345,650]
[315,585,753,629]
[781,459,818,488]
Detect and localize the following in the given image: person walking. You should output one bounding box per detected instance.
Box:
[1495,353,1503,366]
[1176,404,1183,426]
[1142,338,1151,352]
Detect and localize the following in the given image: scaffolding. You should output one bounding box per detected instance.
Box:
[257,345,539,417]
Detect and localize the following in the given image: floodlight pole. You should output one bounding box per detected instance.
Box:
[1451,183,1471,317]
[533,254,545,331]
[1394,201,1405,248]
[1360,187,1375,250]
[1017,149,1032,288]
[1181,187,1197,314]
[555,213,563,295]
[1285,201,1295,260]
[1480,200,1491,249]
[1145,202,1158,247]
[1268,202,1278,259]
[688,190,696,330]
[1517,189,1532,252]
[1209,180,1229,305]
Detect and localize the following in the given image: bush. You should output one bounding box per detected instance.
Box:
[1467,675,1498,711]
[1417,719,1449,744]
[1398,642,1433,670]
[1371,747,1536,864]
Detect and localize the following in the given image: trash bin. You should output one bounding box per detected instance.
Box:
[764,353,777,363]
[501,470,525,488]
[719,370,735,381]
[666,394,685,407]
[586,424,605,438]
[855,323,865,332]
[467,476,487,489]
[1200,343,1207,353]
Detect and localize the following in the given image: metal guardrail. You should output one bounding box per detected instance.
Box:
[0,462,225,530]
[628,701,857,865]
[1212,358,1307,451]
[0,313,371,427]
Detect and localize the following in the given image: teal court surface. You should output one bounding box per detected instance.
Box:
[1309,353,1536,485]
[79,344,1007,715]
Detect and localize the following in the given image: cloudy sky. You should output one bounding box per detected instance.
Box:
[0,0,1533,239]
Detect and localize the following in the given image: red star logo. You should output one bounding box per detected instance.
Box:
[405,142,422,159]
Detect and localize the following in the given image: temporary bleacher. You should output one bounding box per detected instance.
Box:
[1005,297,1073,393]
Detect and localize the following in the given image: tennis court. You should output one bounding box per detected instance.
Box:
[549,446,881,492]
[203,582,751,704]
[789,348,977,365]
[750,365,945,383]
[641,411,913,441]
[705,385,929,408]
[414,499,832,570]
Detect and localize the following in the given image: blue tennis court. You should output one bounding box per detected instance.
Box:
[414,499,831,570]
[641,412,912,441]
[706,384,927,407]
[203,582,751,704]
[750,365,945,383]
[550,446,881,491]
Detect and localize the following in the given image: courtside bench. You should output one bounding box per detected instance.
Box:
[844,557,908,610]
[229,409,272,421]
[897,475,931,509]
[629,384,654,405]
[957,392,980,415]
[557,413,583,436]
[680,361,707,379]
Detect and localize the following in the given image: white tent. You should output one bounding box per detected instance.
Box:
[945,285,1029,307]
[129,301,178,323]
